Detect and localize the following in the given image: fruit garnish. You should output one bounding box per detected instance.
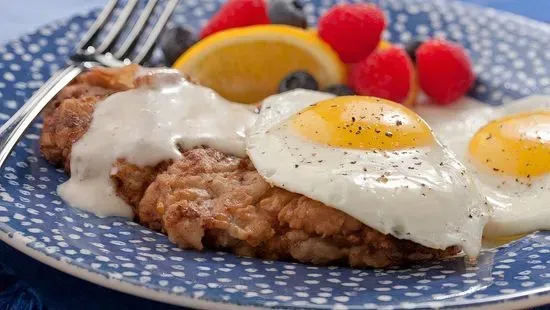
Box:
[324,84,355,96]
[404,40,423,63]
[200,0,269,39]
[318,4,386,63]
[268,0,307,28]
[416,39,475,105]
[348,45,418,107]
[377,40,392,50]
[160,26,197,66]
[368,41,418,107]
[173,25,346,104]
[278,71,319,93]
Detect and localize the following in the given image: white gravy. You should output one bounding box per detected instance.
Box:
[58,71,257,218]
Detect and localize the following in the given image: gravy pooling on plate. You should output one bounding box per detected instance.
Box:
[58,69,256,218]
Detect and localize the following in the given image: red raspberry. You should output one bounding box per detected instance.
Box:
[318,4,386,63]
[200,0,269,39]
[348,46,413,104]
[416,39,475,105]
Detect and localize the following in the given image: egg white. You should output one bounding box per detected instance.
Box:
[417,95,550,237]
[247,90,488,257]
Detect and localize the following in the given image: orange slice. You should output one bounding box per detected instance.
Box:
[173,25,346,104]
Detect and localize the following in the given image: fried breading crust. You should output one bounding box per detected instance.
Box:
[139,148,459,268]
[39,65,459,268]
[39,65,166,214]
[40,64,139,169]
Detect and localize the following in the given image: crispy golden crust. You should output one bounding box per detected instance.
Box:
[139,148,459,268]
[39,65,163,211]
[39,65,460,268]
[111,159,172,216]
[40,95,97,170]
[40,65,139,169]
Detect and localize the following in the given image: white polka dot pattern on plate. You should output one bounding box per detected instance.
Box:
[1,0,550,309]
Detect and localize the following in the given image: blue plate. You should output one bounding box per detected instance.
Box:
[1,0,550,309]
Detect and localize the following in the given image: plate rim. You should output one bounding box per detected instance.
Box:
[3,228,550,310]
[1,0,550,309]
[0,231,265,310]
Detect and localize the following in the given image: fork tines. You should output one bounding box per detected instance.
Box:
[76,0,178,65]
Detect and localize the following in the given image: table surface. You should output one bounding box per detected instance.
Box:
[0,1,549,309]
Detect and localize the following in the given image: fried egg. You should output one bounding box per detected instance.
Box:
[417,95,550,238]
[246,90,488,257]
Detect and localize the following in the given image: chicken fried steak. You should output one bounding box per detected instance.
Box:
[139,148,458,268]
[39,66,459,268]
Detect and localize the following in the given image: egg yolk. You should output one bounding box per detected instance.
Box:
[291,96,434,150]
[469,111,550,178]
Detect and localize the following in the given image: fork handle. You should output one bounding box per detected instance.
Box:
[0,65,83,168]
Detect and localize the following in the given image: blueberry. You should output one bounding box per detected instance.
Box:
[160,26,197,66]
[278,71,319,93]
[268,0,308,29]
[404,40,423,63]
[324,84,355,96]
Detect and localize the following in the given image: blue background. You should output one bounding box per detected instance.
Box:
[0,1,549,309]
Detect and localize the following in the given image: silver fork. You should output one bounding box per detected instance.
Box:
[0,0,178,168]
